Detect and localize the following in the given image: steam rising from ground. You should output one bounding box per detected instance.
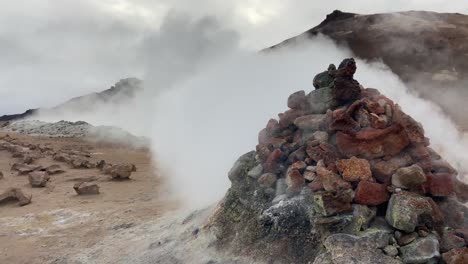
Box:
[149,35,468,208]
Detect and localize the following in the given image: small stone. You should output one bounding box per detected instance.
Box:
[418,229,429,237]
[399,235,440,264]
[303,171,316,181]
[264,149,282,173]
[247,164,263,178]
[312,131,329,143]
[291,161,307,171]
[385,192,432,232]
[397,232,418,246]
[391,164,426,189]
[287,90,307,110]
[285,169,305,193]
[347,204,377,233]
[371,154,413,183]
[73,182,100,195]
[317,166,351,192]
[258,173,277,188]
[336,156,372,182]
[383,245,399,257]
[28,171,50,187]
[354,181,389,206]
[275,178,287,197]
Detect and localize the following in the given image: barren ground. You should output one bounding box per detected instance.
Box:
[0,132,179,263]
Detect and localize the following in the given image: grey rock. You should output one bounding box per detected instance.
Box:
[384,245,399,257]
[28,171,50,187]
[391,165,426,189]
[306,87,339,114]
[247,164,263,179]
[294,114,326,131]
[397,232,418,246]
[228,151,255,183]
[399,235,440,264]
[385,192,432,232]
[346,204,377,233]
[73,182,100,195]
[257,173,277,188]
[313,131,329,143]
[275,178,287,197]
[323,233,402,264]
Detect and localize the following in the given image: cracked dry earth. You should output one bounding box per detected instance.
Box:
[0,132,178,263]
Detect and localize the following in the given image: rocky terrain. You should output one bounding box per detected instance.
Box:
[0,119,149,148]
[268,10,468,129]
[208,58,468,263]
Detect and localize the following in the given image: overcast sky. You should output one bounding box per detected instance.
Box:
[0,0,467,114]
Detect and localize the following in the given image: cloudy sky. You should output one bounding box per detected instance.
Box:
[0,0,467,114]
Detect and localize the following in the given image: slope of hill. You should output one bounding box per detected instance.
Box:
[0,78,142,122]
[268,10,468,128]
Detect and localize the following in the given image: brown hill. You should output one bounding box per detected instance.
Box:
[268,10,468,129]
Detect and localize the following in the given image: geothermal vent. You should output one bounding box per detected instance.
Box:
[209,58,468,264]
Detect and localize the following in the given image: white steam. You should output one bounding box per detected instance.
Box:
[149,35,468,208]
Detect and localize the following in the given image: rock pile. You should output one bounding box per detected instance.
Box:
[211,58,468,264]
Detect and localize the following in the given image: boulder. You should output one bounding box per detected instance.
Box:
[391,164,427,189]
[354,181,389,206]
[0,188,32,206]
[28,171,50,187]
[399,235,440,264]
[73,182,100,195]
[336,157,372,182]
[385,192,432,232]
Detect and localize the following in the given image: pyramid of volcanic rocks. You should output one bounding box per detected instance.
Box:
[210,58,468,264]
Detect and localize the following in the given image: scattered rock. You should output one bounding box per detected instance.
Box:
[28,171,50,187]
[0,188,32,206]
[110,164,134,180]
[11,163,42,175]
[73,182,100,195]
[46,164,65,175]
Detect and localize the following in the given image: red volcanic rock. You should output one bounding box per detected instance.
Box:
[364,99,385,115]
[369,113,388,129]
[286,168,305,192]
[306,142,341,165]
[291,161,307,171]
[354,181,389,206]
[371,154,413,183]
[294,114,326,131]
[329,108,361,134]
[336,156,372,182]
[336,124,410,159]
[440,230,466,252]
[278,109,306,128]
[442,247,468,264]
[424,173,454,197]
[394,106,425,144]
[437,197,466,229]
[270,138,287,149]
[264,149,282,173]
[258,173,277,188]
[308,179,324,192]
[287,90,307,110]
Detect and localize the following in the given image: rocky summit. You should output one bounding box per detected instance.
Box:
[210,58,468,264]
